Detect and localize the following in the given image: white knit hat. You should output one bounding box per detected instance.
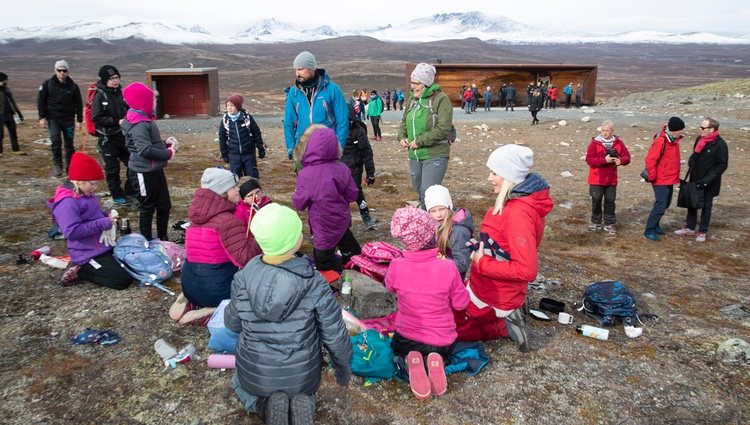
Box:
[411,63,436,86]
[424,185,453,211]
[486,145,533,184]
[200,168,237,196]
[54,60,69,71]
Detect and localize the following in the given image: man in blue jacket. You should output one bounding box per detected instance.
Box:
[284,51,348,160]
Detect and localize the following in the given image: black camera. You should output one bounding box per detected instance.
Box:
[605,147,618,158]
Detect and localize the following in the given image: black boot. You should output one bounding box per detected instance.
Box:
[54,163,63,177]
[360,207,376,230]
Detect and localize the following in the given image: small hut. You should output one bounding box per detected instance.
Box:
[144,67,220,118]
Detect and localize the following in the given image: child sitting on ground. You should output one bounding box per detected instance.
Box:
[424,184,474,279]
[218,94,265,179]
[224,203,352,424]
[234,177,272,227]
[48,152,133,289]
[342,104,377,230]
[386,206,470,399]
[292,125,361,272]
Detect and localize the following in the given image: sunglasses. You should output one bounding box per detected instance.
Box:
[699,126,711,130]
[56,69,68,73]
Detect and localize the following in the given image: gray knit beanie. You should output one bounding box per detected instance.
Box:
[293,51,316,70]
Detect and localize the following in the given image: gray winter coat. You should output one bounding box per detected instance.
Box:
[225,255,352,397]
[122,120,170,173]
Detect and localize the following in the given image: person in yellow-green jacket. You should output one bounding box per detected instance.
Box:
[398,62,454,209]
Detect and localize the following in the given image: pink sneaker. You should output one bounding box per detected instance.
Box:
[426,353,447,396]
[178,307,215,326]
[60,265,82,287]
[695,232,706,242]
[406,351,431,399]
[673,227,696,236]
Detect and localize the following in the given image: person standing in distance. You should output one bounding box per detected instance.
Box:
[283,51,348,160]
[38,60,83,177]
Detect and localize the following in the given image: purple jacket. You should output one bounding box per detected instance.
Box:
[47,183,113,265]
[292,128,358,250]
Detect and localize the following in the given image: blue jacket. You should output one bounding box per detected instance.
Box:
[284,69,348,155]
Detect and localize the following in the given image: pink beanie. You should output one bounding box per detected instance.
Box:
[123,82,154,115]
[390,206,438,251]
[411,63,436,86]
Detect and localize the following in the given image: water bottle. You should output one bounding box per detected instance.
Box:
[575,325,609,341]
[339,276,353,310]
[154,339,178,367]
[120,218,131,237]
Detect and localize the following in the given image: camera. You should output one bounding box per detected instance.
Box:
[605,147,618,158]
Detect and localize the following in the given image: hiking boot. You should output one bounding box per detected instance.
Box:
[54,164,63,177]
[603,225,617,235]
[265,391,289,425]
[60,265,82,287]
[655,225,667,235]
[695,232,707,242]
[588,223,602,231]
[643,233,661,242]
[290,393,315,425]
[360,208,377,230]
[178,307,215,326]
[504,308,530,352]
[674,227,696,236]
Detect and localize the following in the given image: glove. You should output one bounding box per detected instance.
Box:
[99,223,117,247]
[165,137,179,151]
[366,176,375,186]
[18,113,24,122]
[334,365,351,387]
[695,180,706,190]
[167,147,176,160]
[258,149,266,159]
[287,151,294,161]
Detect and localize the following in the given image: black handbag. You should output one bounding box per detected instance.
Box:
[677,168,704,209]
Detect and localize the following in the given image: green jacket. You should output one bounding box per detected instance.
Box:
[398,85,452,160]
[367,95,383,117]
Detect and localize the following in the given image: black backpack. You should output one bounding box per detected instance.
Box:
[579,280,638,326]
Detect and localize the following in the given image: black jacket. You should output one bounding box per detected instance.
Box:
[342,119,375,179]
[0,85,23,121]
[37,76,83,122]
[218,110,265,161]
[687,135,728,198]
[92,81,128,135]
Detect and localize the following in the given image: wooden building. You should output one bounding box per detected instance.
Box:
[405,63,598,107]
[144,67,220,118]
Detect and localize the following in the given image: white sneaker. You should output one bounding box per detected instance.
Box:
[673,227,696,236]
[695,232,706,242]
[603,225,617,235]
[588,223,602,231]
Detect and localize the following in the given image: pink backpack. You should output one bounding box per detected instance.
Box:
[152,240,186,272]
[345,242,402,283]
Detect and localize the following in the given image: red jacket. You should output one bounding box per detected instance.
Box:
[644,126,682,186]
[585,136,631,186]
[469,188,554,311]
[548,87,558,100]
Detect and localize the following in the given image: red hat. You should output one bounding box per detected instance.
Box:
[68,152,104,181]
[226,94,244,110]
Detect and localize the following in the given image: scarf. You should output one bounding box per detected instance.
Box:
[694,130,720,153]
[125,108,154,124]
[595,135,615,149]
[228,111,241,122]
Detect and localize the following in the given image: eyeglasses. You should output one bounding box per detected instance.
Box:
[108,75,121,80]
[56,69,68,73]
[87,181,100,186]
[699,126,711,130]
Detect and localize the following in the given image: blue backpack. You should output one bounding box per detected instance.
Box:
[350,329,396,380]
[113,233,174,294]
[580,280,638,326]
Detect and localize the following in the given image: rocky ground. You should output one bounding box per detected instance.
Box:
[1,80,749,425]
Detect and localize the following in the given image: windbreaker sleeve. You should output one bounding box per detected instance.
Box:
[474,208,539,284]
[312,278,352,372]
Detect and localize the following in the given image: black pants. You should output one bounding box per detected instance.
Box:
[370,116,381,138]
[78,252,133,290]
[313,228,361,273]
[0,118,20,152]
[565,94,572,108]
[686,194,715,233]
[130,168,172,240]
[98,132,134,199]
[590,185,617,225]
[48,118,75,170]
[505,100,514,110]
[350,166,368,210]
[391,331,454,361]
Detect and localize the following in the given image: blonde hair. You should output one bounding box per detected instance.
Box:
[71,180,90,196]
[492,179,517,215]
[294,124,326,162]
[435,209,455,257]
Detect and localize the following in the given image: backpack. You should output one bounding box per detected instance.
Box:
[152,240,186,272]
[410,92,457,145]
[113,233,174,291]
[83,83,103,137]
[579,280,638,326]
[350,329,396,380]
[345,241,402,283]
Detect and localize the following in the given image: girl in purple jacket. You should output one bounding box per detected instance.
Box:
[386,206,470,399]
[47,152,133,289]
[292,125,361,273]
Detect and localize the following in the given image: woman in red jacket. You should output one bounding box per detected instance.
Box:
[455,144,553,352]
[643,117,685,241]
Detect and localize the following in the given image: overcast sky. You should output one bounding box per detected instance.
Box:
[14,0,749,36]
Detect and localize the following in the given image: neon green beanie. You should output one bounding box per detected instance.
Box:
[250,203,303,256]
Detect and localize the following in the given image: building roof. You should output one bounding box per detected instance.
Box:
[145,67,218,73]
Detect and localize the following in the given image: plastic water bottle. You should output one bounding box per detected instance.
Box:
[575,324,609,341]
[154,339,178,367]
[340,276,353,310]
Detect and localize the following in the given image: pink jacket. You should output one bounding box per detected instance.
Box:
[385,248,469,347]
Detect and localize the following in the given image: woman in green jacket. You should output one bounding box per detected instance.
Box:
[398,63,454,209]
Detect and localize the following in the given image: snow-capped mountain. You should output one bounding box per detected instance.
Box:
[0,12,747,45]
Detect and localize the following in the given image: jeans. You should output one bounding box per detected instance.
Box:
[229,154,259,179]
[645,185,673,234]
[590,185,617,225]
[232,373,259,414]
[48,119,75,169]
[409,157,449,208]
[685,194,715,233]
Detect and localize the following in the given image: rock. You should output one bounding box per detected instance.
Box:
[719,304,750,321]
[558,202,573,209]
[558,120,567,126]
[715,338,750,364]
[560,171,573,178]
[346,270,396,319]
[581,116,590,122]
[560,142,570,147]
[740,127,750,131]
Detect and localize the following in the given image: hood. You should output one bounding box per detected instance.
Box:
[509,172,554,218]
[248,256,317,322]
[123,82,155,123]
[413,83,441,100]
[47,183,78,212]
[187,188,237,225]
[593,135,617,144]
[452,208,474,232]
[301,127,340,166]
